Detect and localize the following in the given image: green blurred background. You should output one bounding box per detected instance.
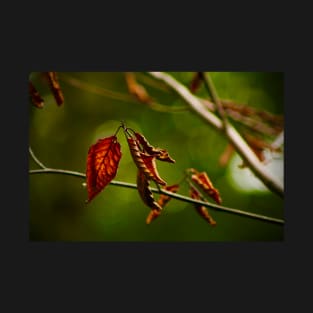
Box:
[29,72,284,241]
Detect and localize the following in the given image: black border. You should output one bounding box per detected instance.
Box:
[6,15,304,310]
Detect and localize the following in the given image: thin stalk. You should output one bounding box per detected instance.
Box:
[29,168,284,225]
[201,72,229,128]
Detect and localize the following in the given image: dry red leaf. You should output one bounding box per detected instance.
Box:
[127,137,166,185]
[219,143,235,167]
[239,133,272,168]
[135,132,175,163]
[189,72,203,93]
[29,81,44,108]
[86,135,122,202]
[190,186,217,226]
[125,72,152,104]
[189,169,222,204]
[45,72,64,106]
[137,170,162,212]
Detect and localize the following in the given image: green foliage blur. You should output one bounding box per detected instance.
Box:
[29,72,284,241]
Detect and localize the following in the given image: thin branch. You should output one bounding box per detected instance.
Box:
[59,73,188,113]
[59,73,133,102]
[147,72,284,198]
[271,131,284,150]
[225,109,281,136]
[29,147,46,169]
[221,99,284,127]
[29,168,284,225]
[201,72,229,128]
[197,98,281,137]
[139,72,284,133]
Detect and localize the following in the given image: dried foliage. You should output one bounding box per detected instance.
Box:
[190,186,217,226]
[146,184,180,224]
[127,137,167,185]
[137,170,162,212]
[125,72,152,104]
[219,143,235,167]
[30,71,284,231]
[125,129,177,223]
[157,184,180,208]
[134,132,175,163]
[45,72,64,106]
[29,72,64,108]
[189,72,203,93]
[29,81,44,108]
[188,168,222,205]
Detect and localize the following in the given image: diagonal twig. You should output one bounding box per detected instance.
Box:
[201,72,229,129]
[147,72,284,198]
[29,147,46,169]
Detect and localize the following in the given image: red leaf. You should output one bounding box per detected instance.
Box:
[86,135,122,202]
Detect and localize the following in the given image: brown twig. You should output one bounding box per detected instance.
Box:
[59,73,188,113]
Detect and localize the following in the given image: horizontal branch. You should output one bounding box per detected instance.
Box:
[147,72,284,198]
[29,168,284,225]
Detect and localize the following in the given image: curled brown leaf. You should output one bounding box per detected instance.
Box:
[125,72,152,104]
[219,143,235,167]
[190,186,217,226]
[146,209,161,225]
[135,132,175,163]
[127,137,167,185]
[45,72,64,106]
[140,153,167,185]
[146,184,180,224]
[137,170,162,212]
[239,133,279,168]
[189,168,222,204]
[157,184,180,208]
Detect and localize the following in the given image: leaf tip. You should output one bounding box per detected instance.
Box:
[146,209,161,224]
